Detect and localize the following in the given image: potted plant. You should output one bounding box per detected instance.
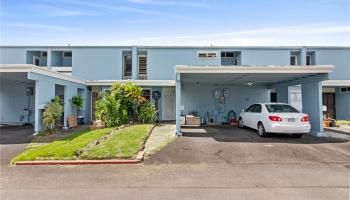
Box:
[71,95,84,124]
[323,114,331,128]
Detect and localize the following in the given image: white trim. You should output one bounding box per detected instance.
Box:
[0,64,85,84]
[50,67,73,72]
[322,80,350,87]
[86,79,176,86]
[175,65,335,74]
[197,51,218,59]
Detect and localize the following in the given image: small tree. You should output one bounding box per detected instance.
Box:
[43,96,64,132]
[72,95,84,110]
[138,101,157,123]
[95,82,149,127]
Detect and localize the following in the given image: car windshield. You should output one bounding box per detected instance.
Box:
[265,104,299,113]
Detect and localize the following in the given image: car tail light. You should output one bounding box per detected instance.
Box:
[269,115,282,122]
[301,115,309,122]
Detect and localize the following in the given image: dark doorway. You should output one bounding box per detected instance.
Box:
[270,92,277,102]
[323,93,336,119]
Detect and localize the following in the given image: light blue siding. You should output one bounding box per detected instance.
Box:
[72,47,129,80]
[241,49,290,65]
[0,48,26,64]
[147,48,219,80]
[335,87,350,120]
[181,84,270,123]
[313,49,350,80]
[0,78,35,124]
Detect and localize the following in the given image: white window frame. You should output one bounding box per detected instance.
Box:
[197,51,218,59]
[62,51,72,58]
[290,55,298,65]
[340,87,350,93]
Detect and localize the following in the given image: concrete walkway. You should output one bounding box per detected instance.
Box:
[144,123,176,157]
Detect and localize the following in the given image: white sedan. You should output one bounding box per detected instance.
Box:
[238,103,311,138]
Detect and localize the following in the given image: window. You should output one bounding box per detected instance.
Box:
[246,104,257,112]
[221,51,240,65]
[63,51,72,58]
[123,55,132,77]
[41,51,47,58]
[290,55,297,65]
[306,55,312,65]
[142,89,151,101]
[138,55,147,79]
[254,104,262,113]
[103,89,111,95]
[197,51,218,59]
[265,104,300,113]
[340,87,350,93]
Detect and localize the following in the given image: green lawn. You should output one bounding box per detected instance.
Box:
[12,128,114,163]
[80,124,153,160]
[336,120,350,126]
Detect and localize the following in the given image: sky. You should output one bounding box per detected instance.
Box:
[0,0,350,46]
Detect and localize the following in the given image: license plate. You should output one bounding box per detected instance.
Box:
[287,118,295,122]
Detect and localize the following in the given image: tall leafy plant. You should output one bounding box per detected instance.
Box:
[138,101,157,123]
[95,82,149,127]
[43,96,64,132]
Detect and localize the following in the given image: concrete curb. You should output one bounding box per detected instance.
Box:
[15,159,140,166]
[324,128,350,136]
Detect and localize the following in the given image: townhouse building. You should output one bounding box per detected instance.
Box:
[0,46,349,135]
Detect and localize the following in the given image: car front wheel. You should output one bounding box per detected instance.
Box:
[257,123,269,137]
[238,118,244,128]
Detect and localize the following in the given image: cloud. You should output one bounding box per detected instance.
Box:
[125,0,211,8]
[6,23,80,31]
[59,0,178,17]
[38,5,95,16]
[120,24,350,46]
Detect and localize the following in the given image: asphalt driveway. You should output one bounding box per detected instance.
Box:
[1,125,349,200]
[145,126,350,165]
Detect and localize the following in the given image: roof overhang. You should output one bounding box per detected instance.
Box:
[176,65,334,85]
[86,80,176,87]
[0,64,85,84]
[322,80,350,87]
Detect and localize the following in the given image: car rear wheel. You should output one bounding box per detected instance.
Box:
[257,123,268,137]
[291,134,303,138]
[238,118,244,128]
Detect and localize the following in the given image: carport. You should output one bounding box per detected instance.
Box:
[0,64,89,134]
[175,65,335,136]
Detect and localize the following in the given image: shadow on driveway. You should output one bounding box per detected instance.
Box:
[0,125,33,144]
[182,126,348,144]
[145,126,350,165]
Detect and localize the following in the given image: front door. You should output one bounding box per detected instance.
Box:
[322,93,336,119]
[162,88,175,121]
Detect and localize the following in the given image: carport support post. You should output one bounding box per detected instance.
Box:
[175,73,182,136]
[301,81,324,135]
